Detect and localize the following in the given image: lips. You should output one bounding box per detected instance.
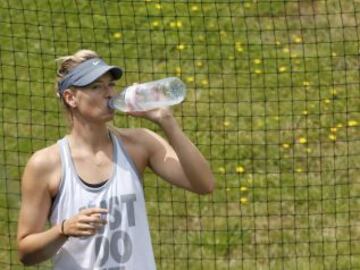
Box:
[106,98,114,110]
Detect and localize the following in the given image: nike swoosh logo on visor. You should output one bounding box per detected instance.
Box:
[93,60,100,65]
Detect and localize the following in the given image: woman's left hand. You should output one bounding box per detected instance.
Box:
[126,107,173,125]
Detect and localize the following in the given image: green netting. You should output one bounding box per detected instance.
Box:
[0,0,359,269]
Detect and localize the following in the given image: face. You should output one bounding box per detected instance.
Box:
[64,72,118,123]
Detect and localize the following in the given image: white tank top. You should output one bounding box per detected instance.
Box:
[49,132,156,270]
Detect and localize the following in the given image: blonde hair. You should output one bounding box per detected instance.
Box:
[55,49,100,123]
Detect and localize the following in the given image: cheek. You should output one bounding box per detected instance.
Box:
[77,93,113,120]
[76,96,102,115]
[80,93,102,107]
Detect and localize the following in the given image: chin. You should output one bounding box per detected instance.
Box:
[103,115,114,122]
[103,111,115,122]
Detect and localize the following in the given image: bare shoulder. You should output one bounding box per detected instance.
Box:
[108,126,165,173]
[110,126,163,149]
[22,143,61,195]
[26,143,60,173]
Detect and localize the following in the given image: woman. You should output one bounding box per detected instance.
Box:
[16,49,215,269]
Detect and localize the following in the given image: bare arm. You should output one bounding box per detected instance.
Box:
[128,108,215,194]
[17,148,108,266]
[17,149,68,265]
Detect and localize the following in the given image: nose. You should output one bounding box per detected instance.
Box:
[104,84,116,97]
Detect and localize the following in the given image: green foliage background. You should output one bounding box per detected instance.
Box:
[0,0,359,269]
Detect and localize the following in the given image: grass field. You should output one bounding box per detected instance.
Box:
[0,0,359,269]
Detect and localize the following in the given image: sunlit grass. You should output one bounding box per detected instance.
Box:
[0,0,359,269]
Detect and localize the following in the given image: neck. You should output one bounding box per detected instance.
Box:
[69,118,111,152]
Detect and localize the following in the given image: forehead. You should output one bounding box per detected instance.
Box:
[93,72,115,83]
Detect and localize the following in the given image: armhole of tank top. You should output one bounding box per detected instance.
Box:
[110,132,143,185]
[50,139,67,213]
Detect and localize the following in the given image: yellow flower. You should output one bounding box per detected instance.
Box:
[224,121,231,127]
[191,5,199,11]
[332,52,337,57]
[170,21,182,28]
[254,59,261,64]
[279,66,287,72]
[196,61,203,67]
[236,166,245,173]
[348,120,358,127]
[240,186,248,192]
[293,36,302,43]
[275,41,281,46]
[298,137,307,144]
[303,81,310,86]
[302,110,308,116]
[282,143,290,149]
[337,123,343,128]
[324,99,331,104]
[296,168,303,173]
[329,134,336,141]
[240,197,248,204]
[201,79,208,86]
[113,32,122,39]
[218,167,225,174]
[282,47,290,53]
[176,44,185,50]
[175,67,182,75]
[155,3,161,9]
[186,76,194,83]
[330,127,337,133]
[152,21,159,27]
[236,47,244,52]
[255,69,262,74]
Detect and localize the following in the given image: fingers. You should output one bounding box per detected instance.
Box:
[77,221,103,231]
[79,211,108,230]
[126,111,145,117]
[74,218,106,236]
[81,207,108,216]
[64,208,108,237]
[80,215,107,226]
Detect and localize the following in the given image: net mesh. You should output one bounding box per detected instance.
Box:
[0,0,359,269]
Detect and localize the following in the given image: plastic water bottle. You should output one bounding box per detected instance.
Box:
[108,77,186,112]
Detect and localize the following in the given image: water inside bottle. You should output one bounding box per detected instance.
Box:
[108,77,186,112]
